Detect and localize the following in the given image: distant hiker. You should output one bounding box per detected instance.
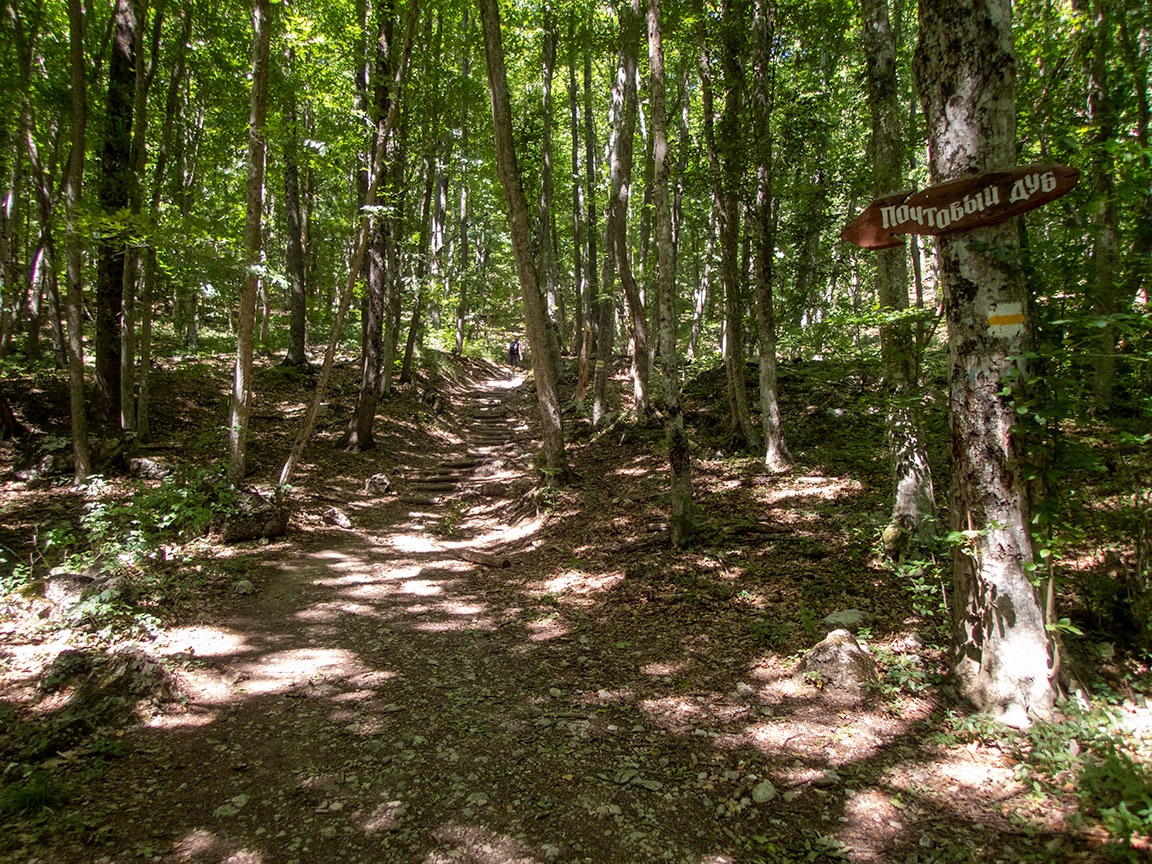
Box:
[508,338,521,368]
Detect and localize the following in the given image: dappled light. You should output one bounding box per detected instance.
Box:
[3,342,1148,864]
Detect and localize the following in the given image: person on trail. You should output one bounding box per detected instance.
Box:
[508,338,521,369]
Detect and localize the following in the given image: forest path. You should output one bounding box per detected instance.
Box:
[3,361,1107,864]
[58,364,756,864]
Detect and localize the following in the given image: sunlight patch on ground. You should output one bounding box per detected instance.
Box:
[385,533,454,554]
[757,475,864,504]
[295,601,378,622]
[441,513,545,547]
[427,821,542,864]
[435,599,487,615]
[220,848,263,863]
[640,696,703,724]
[171,829,224,859]
[639,660,689,677]
[535,570,624,596]
[163,626,251,658]
[525,618,570,641]
[147,707,220,730]
[842,789,906,840]
[313,569,400,588]
[236,647,366,695]
[900,757,1019,794]
[401,579,444,596]
[331,689,378,703]
[358,799,406,833]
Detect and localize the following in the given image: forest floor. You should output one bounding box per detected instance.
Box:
[1,348,1150,864]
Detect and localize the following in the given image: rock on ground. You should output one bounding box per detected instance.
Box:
[795,628,879,705]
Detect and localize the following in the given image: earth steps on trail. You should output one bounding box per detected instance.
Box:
[395,373,531,526]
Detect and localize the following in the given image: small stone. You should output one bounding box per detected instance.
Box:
[752,781,777,804]
[735,682,755,697]
[234,580,255,595]
[466,792,489,806]
[213,804,240,818]
[549,687,563,698]
[813,769,841,788]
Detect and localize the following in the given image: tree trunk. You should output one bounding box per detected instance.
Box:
[94,0,138,423]
[454,8,471,356]
[227,0,271,483]
[648,0,691,544]
[139,2,193,442]
[479,0,568,482]
[379,116,406,397]
[567,14,585,359]
[65,0,92,479]
[538,3,562,381]
[915,0,1057,726]
[689,212,714,361]
[751,0,790,472]
[704,2,759,450]
[277,0,418,495]
[402,153,435,384]
[584,41,608,421]
[283,4,308,368]
[346,0,396,449]
[863,0,933,540]
[1118,0,1151,310]
[1076,0,1122,410]
[120,1,162,432]
[605,0,649,419]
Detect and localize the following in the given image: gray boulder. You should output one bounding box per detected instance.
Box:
[220,489,287,543]
[795,629,879,705]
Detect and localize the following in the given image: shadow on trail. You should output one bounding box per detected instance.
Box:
[1,366,1107,864]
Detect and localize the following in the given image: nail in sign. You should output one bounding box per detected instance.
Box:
[840,164,1079,250]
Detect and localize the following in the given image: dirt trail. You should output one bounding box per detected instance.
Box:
[3,364,1097,864]
[17,367,736,864]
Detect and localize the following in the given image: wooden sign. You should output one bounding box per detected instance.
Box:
[840,164,1079,250]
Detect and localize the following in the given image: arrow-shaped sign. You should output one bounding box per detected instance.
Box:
[840,163,1079,250]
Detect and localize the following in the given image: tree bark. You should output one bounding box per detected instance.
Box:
[454,8,471,356]
[647,0,691,544]
[120,0,163,433]
[605,0,649,419]
[283,0,308,368]
[583,41,609,422]
[538,3,562,380]
[140,1,193,443]
[94,0,138,423]
[1076,0,1122,410]
[751,0,790,473]
[567,13,585,359]
[862,0,933,539]
[65,0,92,480]
[915,0,1057,725]
[704,1,759,450]
[346,0,397,449]
[227,0,272,483]
[479,0,568,482]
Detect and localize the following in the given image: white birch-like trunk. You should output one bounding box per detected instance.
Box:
[915,0,1056,725]
[862,0,934,543]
